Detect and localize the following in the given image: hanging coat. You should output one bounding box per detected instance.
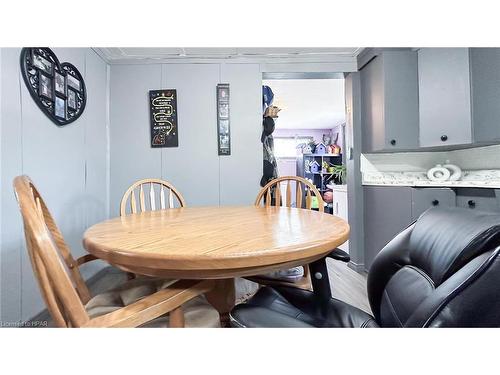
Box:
[260,116,278,187]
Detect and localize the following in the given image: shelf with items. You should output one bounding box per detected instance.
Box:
[303,153,342,156]
[297,153,344,215]
[302,154,342,161]
[305,171,335,175]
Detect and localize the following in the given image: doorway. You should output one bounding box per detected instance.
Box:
[262,76,347,232]
[261,74,348,251]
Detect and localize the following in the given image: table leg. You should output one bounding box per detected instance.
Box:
[205,278,236,328]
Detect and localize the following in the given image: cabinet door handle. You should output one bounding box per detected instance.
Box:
[440,135,448,142]
[390,139,396,146]
[432,199,439,206]
[468,200,476,208]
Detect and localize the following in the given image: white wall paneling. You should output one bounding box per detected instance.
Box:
[109,62,263,214]
[2,48,27,322]
[0,47,3,319]
[0,48,109,322]
[218,64,262,205]
[109,64,163,217]
[160,63,220,206]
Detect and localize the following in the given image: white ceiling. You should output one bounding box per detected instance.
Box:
[94,47,363,64]
[263,79,346,130]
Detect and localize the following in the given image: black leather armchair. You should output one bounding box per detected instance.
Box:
[230,207,500,327]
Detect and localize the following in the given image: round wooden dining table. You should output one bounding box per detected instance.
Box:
[83,206,350,325]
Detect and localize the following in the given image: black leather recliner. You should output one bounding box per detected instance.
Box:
[230,207,500,327]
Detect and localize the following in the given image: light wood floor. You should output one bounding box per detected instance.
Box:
[33,260,371,326]
[327,259,371,314]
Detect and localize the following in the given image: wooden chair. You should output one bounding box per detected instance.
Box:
[120,179,186,281]
[120,178,186,216]
[249,176,325,290]
[119,179,184,283]
[13,175,219,327]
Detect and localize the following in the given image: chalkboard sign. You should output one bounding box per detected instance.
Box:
[149,89,178,148]
[217,84,230,155]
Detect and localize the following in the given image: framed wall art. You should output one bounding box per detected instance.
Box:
[149,89,179,148]
[20,47,87,126]
[217,83,230,155]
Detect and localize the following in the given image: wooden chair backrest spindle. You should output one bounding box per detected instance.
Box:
[13,175,90,327]
[254,176,324,210]
[120,178,186,216]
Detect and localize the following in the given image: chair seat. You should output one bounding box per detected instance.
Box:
[230,286,378,328]
[85,277,220,327]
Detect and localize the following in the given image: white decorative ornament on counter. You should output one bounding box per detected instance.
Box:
[360,144,500,188]
[427,164,451,182]
[443,162,462,181]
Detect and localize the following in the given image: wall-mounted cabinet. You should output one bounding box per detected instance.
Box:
[360,51,419,152]
[470,48,500,143]
[418,48,472,147]
[360,48,500,152]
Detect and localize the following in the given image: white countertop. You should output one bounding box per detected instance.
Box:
[363,181,500,189]
[362,170,500,189]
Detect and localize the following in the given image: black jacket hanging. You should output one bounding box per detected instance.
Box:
[261,116,278,187]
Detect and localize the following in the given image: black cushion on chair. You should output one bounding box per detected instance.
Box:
[369,207,500,327]
[230,286,378,328]
[231,207,500,328]
[408,208,500,285]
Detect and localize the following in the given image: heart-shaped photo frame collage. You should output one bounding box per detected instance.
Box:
[20,47,87,126]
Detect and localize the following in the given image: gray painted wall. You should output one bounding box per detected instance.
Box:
[345,73,365,269]
[109,62,262,216]
[0,48,109,323]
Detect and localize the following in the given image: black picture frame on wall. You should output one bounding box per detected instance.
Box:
[217,83,231,155]
[149,89,179,148]
[20,47,87,126]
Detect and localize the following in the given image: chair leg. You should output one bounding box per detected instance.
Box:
[169,306,185,328]
[309,257,332,302]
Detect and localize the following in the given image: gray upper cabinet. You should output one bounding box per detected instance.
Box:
[360,51,419,152]
[418,48,472,147]
[470,48,500,143]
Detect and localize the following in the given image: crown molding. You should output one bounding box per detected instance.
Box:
[92,47,364,69]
